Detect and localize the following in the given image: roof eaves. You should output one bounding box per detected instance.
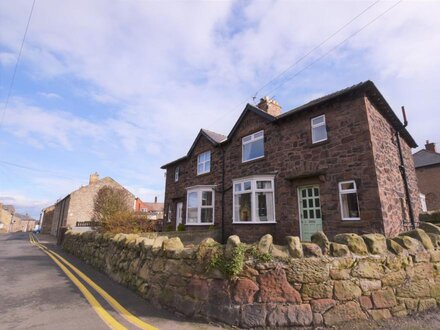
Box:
[227,103,275,140]
[160,155,188,169]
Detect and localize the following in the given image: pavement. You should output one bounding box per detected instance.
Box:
[0,232,225,330]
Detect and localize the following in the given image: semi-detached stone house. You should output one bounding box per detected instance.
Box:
[413,141,440,211]
[50,173,135,237]
[161,81,420,243]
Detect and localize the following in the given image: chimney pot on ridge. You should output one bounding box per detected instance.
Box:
[89,172,100,185]
[257,96,282,117]
[425,140,437,153]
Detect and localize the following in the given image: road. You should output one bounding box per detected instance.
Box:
[0,232,224,330]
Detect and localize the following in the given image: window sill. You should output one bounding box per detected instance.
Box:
[185,223,214,226]
[341,218,361,221]
[310,139,329,148]
[242,155,265,164]
[196,171,211,177]
[233,221,277,225]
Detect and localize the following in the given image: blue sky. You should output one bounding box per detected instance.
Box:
[1,0,439,219]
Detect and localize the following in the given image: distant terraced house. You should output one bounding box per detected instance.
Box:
[49,172,135,237]
[161,81,420,243]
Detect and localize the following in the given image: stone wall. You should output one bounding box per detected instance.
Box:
[141,229,222,245]
[62,224,440,328]
[416,165,440,211]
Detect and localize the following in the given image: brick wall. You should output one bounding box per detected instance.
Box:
[416,165,440,211]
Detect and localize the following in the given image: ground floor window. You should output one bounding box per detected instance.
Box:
[339,180,360,220]
[233,176,275,223]
[186,186,215,224]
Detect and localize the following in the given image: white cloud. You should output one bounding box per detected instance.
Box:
[0,0,439,217]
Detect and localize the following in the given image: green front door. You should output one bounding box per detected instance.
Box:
[299,185,323,241]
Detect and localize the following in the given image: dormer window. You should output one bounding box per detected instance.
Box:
[197,151,211,175]
[174,167,180,182]
[242,130,264,162]
[311,115,327,143]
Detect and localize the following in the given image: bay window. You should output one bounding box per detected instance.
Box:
[186,186,215,225]
[233,176,275,223]
[339,180,360,220]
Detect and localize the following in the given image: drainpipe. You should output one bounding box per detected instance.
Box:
[221,146,226,244]
[396,106,416,230]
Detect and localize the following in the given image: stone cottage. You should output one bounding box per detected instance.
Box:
[161,81,420,243]
[50,173,135,237]
[413,141,440,211]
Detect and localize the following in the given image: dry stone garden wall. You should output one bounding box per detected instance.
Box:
[62,222,440,328]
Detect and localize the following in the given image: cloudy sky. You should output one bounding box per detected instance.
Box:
[0,0,439,218]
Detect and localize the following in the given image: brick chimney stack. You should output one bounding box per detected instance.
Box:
[154,196,157,203]
[425,140,437,153]
[89,172,100,185]
[257,96,282,117]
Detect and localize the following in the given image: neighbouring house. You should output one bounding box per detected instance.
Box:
[161,81,420,243]
[50,172,135,237]
[14,213,37,232]
[134,197,164,220]
[413,141,440,211]
[0,204,36,232]
[40,205,55,234]
[0,203,14,233]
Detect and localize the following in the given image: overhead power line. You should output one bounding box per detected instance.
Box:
[0,0,37,130]
[264,0,402,97]
[206,0,387,129]
[252,0,381,100]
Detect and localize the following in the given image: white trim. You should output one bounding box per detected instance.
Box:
[197,151,211,175]
[185,223,214,226]
[311,115,327,144]
[186,187,215,225]
[232,175,276,223]
[185,185,216,190]
[242,130,265,162]
[338,180,361,221]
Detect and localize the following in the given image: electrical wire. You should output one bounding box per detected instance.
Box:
[264,0,402,97]
[0,0,37,130]
[252,0,381,100]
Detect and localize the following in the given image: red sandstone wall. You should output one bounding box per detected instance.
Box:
[364,97,420,236]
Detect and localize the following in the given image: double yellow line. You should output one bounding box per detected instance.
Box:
[29,234,158,330]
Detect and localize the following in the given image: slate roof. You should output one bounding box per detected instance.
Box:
[201,129,227,144]
[413,149,440,168]
[161,80,418,169]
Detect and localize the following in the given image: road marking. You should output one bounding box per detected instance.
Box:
[29,234,127,330]
[30,234,159,330]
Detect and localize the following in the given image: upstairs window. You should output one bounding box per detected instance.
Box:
[233,176,275,223]
[311,115,327,143]
[186,187,214,225]
[242,130,264,162]
[197,151,211,175]
[339,180,360,220]
[174,167,179,182]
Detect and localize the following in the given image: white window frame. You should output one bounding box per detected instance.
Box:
[174,167,179,182]
[242,130,264,163]
[339,180,361,221]
[232,175,276,224]
[197,151,211,175]
[185,186,215,225]
[311,115,327,144]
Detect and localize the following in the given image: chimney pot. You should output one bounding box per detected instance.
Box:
[154,196,157,203]
[89,172,100,185]
[257,96,282,117]
[425,140,437,153]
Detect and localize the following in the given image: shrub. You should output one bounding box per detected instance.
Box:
[93,186,155,234]
[177,223,185,231]
[165,224,174,232]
